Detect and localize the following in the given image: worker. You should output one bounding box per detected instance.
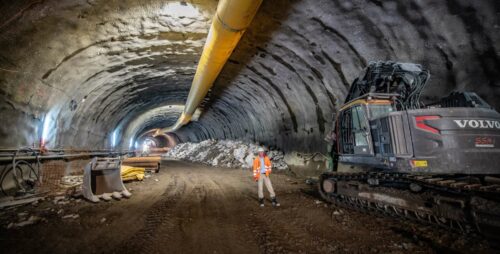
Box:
[253,147,280,207]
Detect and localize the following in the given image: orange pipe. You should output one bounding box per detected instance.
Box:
[160,0,263,133]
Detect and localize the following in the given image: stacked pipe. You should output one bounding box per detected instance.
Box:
[122,156,161,173]
[149,147,169,156]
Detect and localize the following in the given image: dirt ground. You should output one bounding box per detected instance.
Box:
[0,160,496,254]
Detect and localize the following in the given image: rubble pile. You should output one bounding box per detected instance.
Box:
[164,140,289,170]
[60,175,83,188]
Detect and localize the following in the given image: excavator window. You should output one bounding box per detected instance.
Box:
[338,105,372,155]
[367,104,394,120]
[352,106,370,154]
[339,108,353,154]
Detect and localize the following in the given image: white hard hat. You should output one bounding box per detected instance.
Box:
[257,147,265,153]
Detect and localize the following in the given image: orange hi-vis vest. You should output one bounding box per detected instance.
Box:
[253,156,272,180]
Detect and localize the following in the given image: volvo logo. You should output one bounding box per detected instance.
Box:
[454,120,500,129]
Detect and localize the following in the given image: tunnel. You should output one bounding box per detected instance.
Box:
[1,0,500,253]
[2,0,499,153]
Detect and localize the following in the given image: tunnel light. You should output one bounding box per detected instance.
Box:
[111,130,118,148]
[161,2,199,18]
[129,137,134,149]
[41,112,56,148]
[134,141,139,149]
[42,115,52,142]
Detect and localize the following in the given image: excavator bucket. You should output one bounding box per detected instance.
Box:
[82,157,131,203]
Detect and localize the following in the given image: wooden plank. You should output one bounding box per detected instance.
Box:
[0,197,43,209]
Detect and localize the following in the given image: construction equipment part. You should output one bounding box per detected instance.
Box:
[82,157,131,203]
[319,61,500,243]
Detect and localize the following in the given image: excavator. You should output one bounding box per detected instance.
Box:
[318,61,500,241]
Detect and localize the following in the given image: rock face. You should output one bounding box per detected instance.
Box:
[164,140,289,170]
[0,0,499,154]
[0,0,216,148]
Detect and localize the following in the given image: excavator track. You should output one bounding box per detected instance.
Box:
[318,171,500,242]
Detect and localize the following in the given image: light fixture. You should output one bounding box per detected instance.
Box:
[41,111,55,148]
[111,129,118,148]
[42,114,52,142]
[129,137,134,148]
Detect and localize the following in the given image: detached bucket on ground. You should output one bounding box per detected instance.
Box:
[82,157,131,203]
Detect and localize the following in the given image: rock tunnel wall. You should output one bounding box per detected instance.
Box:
[0,0,499,153]
[0,0,216,148]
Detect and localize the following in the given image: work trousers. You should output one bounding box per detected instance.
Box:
[257,175,276,199]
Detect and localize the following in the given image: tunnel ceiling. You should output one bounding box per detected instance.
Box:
[0,0,499,152]
[0,0,216,148]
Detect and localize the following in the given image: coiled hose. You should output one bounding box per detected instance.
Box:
[0,147,41,195]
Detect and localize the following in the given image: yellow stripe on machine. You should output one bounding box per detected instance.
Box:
[411,160,428,168]
[339,99,392,111]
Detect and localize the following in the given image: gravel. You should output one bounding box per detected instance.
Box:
[164,140,289,170]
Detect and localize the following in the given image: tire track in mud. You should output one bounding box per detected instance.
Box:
[114,163,477,254]
[118,169,239,254]
[137,168,260,254]
[114,174,185,254]
[1,161,494,254]
[244,191,338,253]
[163,171,254,253]
[245,195,298,254]
[204,176,253,248]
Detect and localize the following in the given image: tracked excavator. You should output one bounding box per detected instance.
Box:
[318,61,500,241]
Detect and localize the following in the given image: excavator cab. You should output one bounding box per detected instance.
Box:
[336,93,396,165]
[338,103,372,155]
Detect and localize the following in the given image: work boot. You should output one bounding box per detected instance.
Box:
[271,197,280,207]
[259,198,264,207]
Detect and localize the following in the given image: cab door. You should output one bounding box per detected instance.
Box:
[338,104,373,155]
[351,105,372,155]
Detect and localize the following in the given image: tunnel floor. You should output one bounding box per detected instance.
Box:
[0,160,495,254]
